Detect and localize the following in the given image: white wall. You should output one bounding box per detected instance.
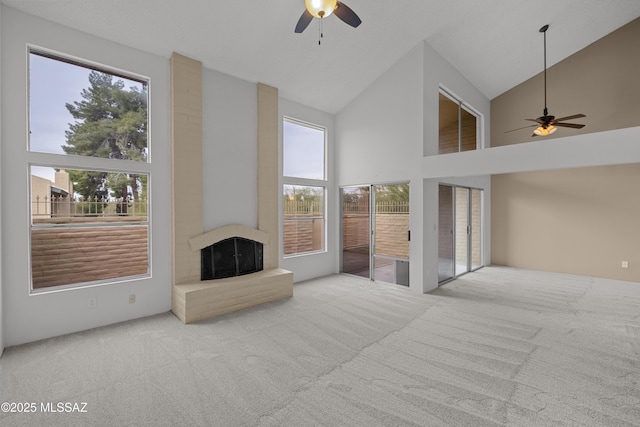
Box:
[202,68,258,232]
[336,41,492,293]
[423,43,491,154]
[1,7,171,346]
[202,73,338,283]
[337,44,424,186]
[279,98,337,282]
[336,43,427,292]
[421,42,492,290]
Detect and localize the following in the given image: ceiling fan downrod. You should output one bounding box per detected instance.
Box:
[540,24,549,115]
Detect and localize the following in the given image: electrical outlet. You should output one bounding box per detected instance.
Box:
[88,297,97,308]
[621,261,629,269]
[129,294,136,304]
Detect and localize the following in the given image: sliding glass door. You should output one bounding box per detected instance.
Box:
[470,189,483,271]
[341,186,371,279]
[373,184,410,286]
[455,187,470,276]
[342,183,410,286]
[438,184,483,284]
[438,185,455,282]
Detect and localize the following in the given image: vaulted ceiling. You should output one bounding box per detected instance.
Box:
[3,0,639,114]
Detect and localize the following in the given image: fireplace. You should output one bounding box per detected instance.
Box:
[172,223,292,324]
[201,237,263,280]
[170,67,292,324]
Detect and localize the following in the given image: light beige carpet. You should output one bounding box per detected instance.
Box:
[1,266,639,426]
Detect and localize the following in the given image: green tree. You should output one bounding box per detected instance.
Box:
[374,184,409,203]
[342,186,369,204]
[375,184,409,213]
[64,71,147,214]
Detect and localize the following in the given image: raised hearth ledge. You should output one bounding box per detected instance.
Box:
[172,268,293,324]
[189,224,269,251]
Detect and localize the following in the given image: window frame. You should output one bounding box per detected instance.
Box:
[438,87,483,154]
[27,46,152,294]
[282,116,328,258]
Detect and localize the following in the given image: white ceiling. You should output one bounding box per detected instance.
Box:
[3,0,640,114]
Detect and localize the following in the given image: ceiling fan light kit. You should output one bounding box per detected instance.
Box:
[305,0,337,19]
[505,24,586,137]
[295,0,362,42]
[533,125,557,136]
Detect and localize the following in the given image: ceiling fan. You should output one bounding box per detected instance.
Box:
[507,24,586,137]
[295,0,362,41]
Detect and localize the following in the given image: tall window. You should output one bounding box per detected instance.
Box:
[282,118,326,256]
[438,89,480,154]
[28,49,150,291]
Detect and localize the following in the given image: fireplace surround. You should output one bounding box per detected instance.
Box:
[170,54,293,324]
[171,224,293,323]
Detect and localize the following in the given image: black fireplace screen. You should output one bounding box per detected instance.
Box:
[201,237,264,280]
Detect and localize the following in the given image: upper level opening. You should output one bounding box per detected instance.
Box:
[438,87,481,155]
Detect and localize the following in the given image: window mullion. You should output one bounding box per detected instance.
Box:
[458,101,462,152]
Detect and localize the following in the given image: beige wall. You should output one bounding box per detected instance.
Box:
[343,213,369,249]
[170,53,203,286]
[54,169,73,194]
[492,164,640,282]
[32,223,148,288]
[283,219,324,256]
[341,213,409,259]
[374,213,410,259]
[490,18,640,282]
[492,18,640,147]
[31,175,51,216]
[257,83,279,269]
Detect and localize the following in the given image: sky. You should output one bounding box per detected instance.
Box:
[283,119,325,180]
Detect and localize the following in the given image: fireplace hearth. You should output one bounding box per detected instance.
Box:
[172,223,292,324]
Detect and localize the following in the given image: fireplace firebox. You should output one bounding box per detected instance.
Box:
[201,237,264,280]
